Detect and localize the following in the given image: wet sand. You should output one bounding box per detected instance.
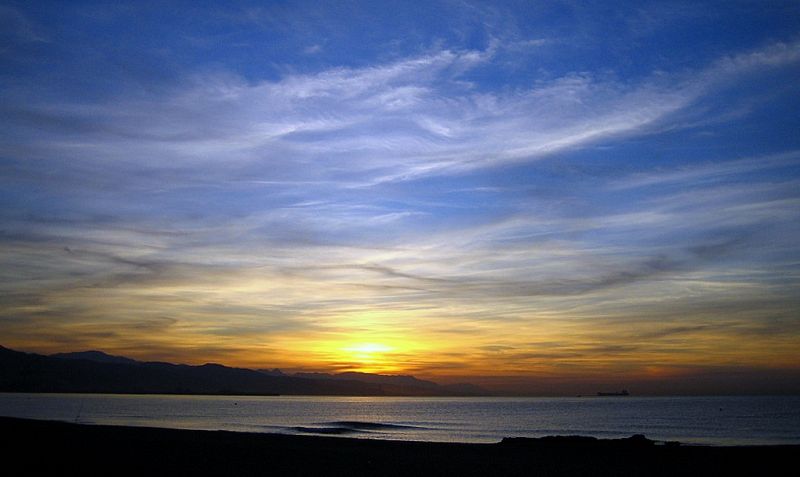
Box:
[1,416,795,476]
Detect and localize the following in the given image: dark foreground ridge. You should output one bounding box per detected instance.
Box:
[0,345,485,396]
[1,417,796,477]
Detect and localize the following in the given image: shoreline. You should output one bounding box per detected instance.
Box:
[2,417,797,476]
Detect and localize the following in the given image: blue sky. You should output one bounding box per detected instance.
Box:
[1,1,799,392]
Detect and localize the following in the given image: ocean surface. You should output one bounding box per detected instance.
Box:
[1,393,798,446]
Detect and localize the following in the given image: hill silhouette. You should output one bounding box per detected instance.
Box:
[50,350,139,365]
[0,346,486,396]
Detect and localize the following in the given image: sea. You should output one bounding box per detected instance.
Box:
[1,393,798,446]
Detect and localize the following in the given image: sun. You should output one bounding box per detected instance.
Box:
[344,343,392,354]
[341,342,395,373]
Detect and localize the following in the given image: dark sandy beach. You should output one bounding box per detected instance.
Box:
[1,417,796,476]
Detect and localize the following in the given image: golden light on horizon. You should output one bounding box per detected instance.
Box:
[343,342,393,355]
[292,335,423,374]
[338,342,396,373]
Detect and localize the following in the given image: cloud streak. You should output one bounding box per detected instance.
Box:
[0,2,799,383]
[4,40,799,194]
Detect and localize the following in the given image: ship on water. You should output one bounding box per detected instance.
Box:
[596,390,630,396]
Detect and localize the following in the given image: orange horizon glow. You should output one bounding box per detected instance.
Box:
[2,3,800,397]
[7,316,800,381]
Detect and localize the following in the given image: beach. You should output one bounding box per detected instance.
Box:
[1,416,796,476]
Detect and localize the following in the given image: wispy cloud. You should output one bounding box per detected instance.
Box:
[4,40,799,194]
[1,3,799,381]
[609,150,800,190]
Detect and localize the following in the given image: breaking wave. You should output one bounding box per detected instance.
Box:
[289,421,428,436]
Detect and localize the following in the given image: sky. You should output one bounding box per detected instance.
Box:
[1,1,800,394]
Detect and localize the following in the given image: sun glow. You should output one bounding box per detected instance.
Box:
[336,342,397,373]
[343,343,393,354]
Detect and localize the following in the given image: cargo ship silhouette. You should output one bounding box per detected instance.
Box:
[597,390,629,396]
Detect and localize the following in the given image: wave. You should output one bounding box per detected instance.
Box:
[289,421,429,436]
[324,421,427,431]
[290,426,365,435]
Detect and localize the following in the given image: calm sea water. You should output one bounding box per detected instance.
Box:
[1,393,798,446]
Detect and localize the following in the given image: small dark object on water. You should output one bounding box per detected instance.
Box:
[597,390,629,396]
